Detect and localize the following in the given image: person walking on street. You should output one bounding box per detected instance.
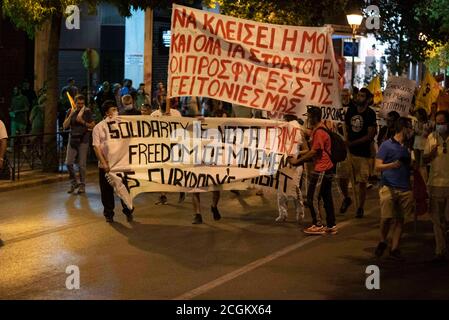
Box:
[423,110,449,263]
[374,117,414,261]
[92,100,134,223]
[338,88,378,218]
[288,106,337,235]
[63,94,95,194]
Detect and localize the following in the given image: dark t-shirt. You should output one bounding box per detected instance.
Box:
[67,108,93,144]
[345,105,377,158]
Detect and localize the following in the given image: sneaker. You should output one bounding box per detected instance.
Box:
[67,184,78,194]
[275,215,287,222]
[77,185,85,194]
[304,225,325,235]
[388,249,405,261]
[211,206,221,221]
[375,241,388,258]
[156,195,168,205]
[339,197,352,214]
[192,214,203,224]
[356,208,364,218]
[325,226,338,235]
[105,216,114,223]
[367,183,374,190]
[125,213,134,222]
[178,192,186,203]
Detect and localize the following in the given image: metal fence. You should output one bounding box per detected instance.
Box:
[1,131,97,181]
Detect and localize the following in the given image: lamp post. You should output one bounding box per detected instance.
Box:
[346,13,363,90]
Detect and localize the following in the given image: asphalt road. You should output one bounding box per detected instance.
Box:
[0,178,448,300]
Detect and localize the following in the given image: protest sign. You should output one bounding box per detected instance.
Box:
[167,4,342,119]
[380,76,416,118]
[103,116,302,205]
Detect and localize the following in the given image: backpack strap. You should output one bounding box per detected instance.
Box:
[313,127,332,158]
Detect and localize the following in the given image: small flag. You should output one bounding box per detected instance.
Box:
[415,71,441,113]
[367,76,383,105]
[66,92,76,111]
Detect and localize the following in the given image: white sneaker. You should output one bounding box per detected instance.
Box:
[275,215,287,222]
[105,172,133,210]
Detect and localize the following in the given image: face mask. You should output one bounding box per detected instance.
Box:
[124,104,133,111]
[436,124,448,134]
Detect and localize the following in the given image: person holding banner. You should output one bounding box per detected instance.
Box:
[338,88,378,218]
[423,110,449,263]
[92,100,134,223]
[63,94,95,194]
[150,100,183,205]
[374,117,414,261]
[288,107,337,235]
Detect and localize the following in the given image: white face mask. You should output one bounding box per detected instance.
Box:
[124,104,133,111]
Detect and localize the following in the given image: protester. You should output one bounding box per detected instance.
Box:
[140,104,152,116]
[61,77,79,99]
[136,83,151,110]
[120,94,141,115]
[120,79,136,97]
[374,117,414,260]
[338,88,378,218]
[413,108,433,168]
[148,100,182,205]
[63,94,95,194]
[288,106,337,235]
[180,96,201,116]
[276,115,308,223]
[95,81,115,117]
[150,100,182,117]
[30,93,45,135]
[423,110,449,263]
[92,100,134,223]
[0,119,7,171]
[377,111,400,148]
[21,80,37,108]
[9,86,29,136]
[153,82,166,108]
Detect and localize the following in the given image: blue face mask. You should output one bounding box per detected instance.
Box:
[436,124,448,134]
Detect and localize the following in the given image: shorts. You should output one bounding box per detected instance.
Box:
[379,185,414,220]
[337,155,371,183]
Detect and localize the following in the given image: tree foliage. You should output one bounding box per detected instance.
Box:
[372,0,449,76]
[215,0,362,26]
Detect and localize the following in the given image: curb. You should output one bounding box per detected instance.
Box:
[0,170,98,192]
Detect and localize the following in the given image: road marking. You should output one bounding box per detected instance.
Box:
[173,207,377,300]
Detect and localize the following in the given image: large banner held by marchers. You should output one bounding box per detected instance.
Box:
[104,116,302,207]
[167,4,342,120]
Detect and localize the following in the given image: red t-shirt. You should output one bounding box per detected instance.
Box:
[311,125,334,172]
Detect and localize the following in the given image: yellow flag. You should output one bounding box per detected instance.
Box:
[367,76,383,105]
[415,71,441,113]
[66,92,76,111]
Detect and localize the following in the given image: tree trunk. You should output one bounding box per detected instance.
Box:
[43,13,62,172]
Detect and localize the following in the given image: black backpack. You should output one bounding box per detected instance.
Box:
[314,127,347,164]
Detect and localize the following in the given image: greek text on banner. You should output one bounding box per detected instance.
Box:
[167,4,342,118]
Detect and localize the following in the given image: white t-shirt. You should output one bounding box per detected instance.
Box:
[92,119,111,168]
[424,132,449,187]
[0,120,7,140]
[150,109,182,117]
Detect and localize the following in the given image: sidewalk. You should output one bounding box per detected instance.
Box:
[0,164,98,192]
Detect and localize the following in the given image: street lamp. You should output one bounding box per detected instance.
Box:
[346,13,363,90]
